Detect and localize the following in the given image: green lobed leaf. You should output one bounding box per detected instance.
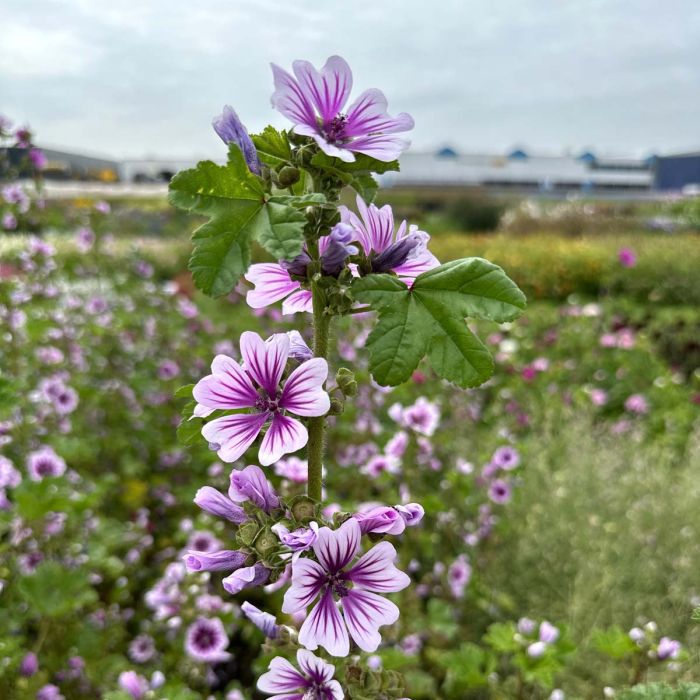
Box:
[168,145,309,296]
[352,258,526,388]
[18,562,98,617]
[251,126,292,168]
[310,151,400,175]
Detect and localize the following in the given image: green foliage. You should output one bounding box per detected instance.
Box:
[618,684,700,699]
[18,562,98,617]
[594,626,639,659]
[251,125,293,168]
[168,145,310,296]
[353,258,526,387]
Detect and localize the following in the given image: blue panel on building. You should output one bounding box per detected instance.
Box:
[654,154,700,191]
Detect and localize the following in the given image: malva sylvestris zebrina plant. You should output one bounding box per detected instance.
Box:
[169,55,526,698]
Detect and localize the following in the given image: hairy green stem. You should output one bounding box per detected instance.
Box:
[307,279,330,502]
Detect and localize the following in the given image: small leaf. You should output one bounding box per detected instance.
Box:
[18,562,97,617]
[310,151,400,175]
[352,258,526,387]
[251,126,292,168]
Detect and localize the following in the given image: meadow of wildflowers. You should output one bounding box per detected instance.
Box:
[1,56,699,700]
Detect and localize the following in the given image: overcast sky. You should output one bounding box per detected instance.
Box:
[2,0,698,160]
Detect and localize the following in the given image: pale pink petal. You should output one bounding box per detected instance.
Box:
[292,56,352,123]
[394,249,440,282]
[282,558,326,614]
[192,355,258,410]
[346,541,411,593]
[344,88,415,137]
[240,331,289,396]
[349,133,412,162]
[307,132,355,162]
[201,412,268,463]
[270,63,316,127]
[244,264,300,309]
[341,589,400,652]
[313,519,361,574]
[296,649,335,685]
[299,590,350,657]
[257,656,306,694]
[279,358,330,417]
[259,414,308,466]
[281,289,313,315]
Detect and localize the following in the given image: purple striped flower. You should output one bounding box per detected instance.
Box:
[27,447,66,481]
[229,465,280,513]
[241,601,280,639]
[244,224,357,316]
[184,617,231,663]
[282,518,410,657]
[340,196,438,285]
[193,486,248,524]
[271,55,413,163]
[222,562,270,595]
[212,105,261,175]
[184,549,248,573]
[258,649,343,700]
[193,332,330,466]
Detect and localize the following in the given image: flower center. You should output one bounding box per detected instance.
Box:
[326,572,350,598]
[302,687,324,700]
[256,394,280,413]
[194,628,216,650]
[324,114,348,144]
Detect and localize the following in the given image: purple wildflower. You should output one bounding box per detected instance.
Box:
[274,456,308,483]
[193,486,248,524]
[527,641,547,658]
[657,636,682,660]
[282,518,410,657]
[222,562,270,595]
[539,621,560,643]
[194,332,330,465]
[29,148,47,170]
[340,196,439,284]
[353,505,406,536]
[618,247,637,268]
[184,617,231,663]
[212,105,261,174]
[273,522,319,558]
[119,671,149,699]
[0,457,21,489]
[244,224,358,315]
[491,446,520,470]
[625,394,649,414]
[271,55,413,162]
[488,478,512,505]
[36,684,64,700]
[20,652,38,676]
[241,601,280,638]
[447,554,472,598]
[27,447,66,481]
[184,549,248,573]
[258,649,343,700]
[229,465,280,513]
[128,634,156,664]
[518,617,536,635]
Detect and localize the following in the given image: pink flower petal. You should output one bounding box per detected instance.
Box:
[240,331,289,396]
[270,63,316,127]
[282,289,313,315]
[244,264,300,309]
[292,56,353,123]
[282,557,326,614]
[192,355,258,411]
[201,412,268,463]
[313,519,361,574]
[341,588,400,652]
[257,655,306,694]
[348,133,412,162]
[280,358,330,417]
[347,541,411,593]
[299,590,349,657]
[258,413,308,466]
[344,88,415,138]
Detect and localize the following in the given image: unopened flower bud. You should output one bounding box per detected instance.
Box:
[336,367,358,397]
[328,397,345,415]
[254,527,278,556]
[277,166,300,187]
[236,521,260,547]
[290,495,317,522]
